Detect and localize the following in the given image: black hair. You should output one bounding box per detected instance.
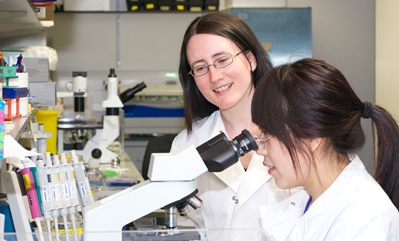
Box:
[252,58,399,210]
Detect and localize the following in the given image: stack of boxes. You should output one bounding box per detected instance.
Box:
[0,66,29,121]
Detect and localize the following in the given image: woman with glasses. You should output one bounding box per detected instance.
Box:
[170,12,298,241]
[252,58,399,240]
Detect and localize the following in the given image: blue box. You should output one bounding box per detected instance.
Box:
[2,87,29,99]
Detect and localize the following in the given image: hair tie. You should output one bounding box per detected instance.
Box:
[362,101,373,119]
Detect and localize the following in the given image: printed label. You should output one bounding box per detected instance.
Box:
[42,185,52,203]
[69,182,77,199]
[52,183,61,202]
[61,183,70,201]
[79,181,88,198]
[22,173,32,189]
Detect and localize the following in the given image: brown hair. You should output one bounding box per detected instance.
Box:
[179,12,273,132]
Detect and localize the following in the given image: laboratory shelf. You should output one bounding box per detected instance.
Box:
[0,0,44,39]
[55,10,216,14]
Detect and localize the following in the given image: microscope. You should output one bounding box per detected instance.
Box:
[78,69,129,164]
[58,70,146,163]
[57,71,101,156]
[83,129,258,241]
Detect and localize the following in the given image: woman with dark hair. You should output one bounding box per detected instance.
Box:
[170,12,297,240]
[252,58,399,240]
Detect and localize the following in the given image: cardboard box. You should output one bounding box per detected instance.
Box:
[29,82,56,106]
[23,58,49,83]
[34,5,55,21]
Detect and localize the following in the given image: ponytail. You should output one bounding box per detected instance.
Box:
[370,104,399,210]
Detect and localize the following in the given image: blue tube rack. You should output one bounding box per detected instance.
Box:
[2,87,28,121]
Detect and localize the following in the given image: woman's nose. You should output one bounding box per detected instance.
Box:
[256,147,268,156]
[208,66,223,82]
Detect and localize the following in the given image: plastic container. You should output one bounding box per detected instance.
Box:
[2,87,28,98]
[2,72,29,117]
[0,66,17,79]
[0,50,24,67]
[35,110,58,154]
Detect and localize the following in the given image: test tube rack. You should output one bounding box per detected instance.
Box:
[0,68,28,121]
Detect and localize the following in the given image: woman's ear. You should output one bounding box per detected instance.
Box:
[250,124,262,137]
[246,51,257,72]
[309,137,322,153]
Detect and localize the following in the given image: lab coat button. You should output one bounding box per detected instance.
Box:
[235,199,239,204]
[290,202,296,206]
[232,196,236,200]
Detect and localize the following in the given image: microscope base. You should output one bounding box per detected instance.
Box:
[129,226,200,241]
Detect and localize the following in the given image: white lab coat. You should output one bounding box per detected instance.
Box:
[261,155,399,241]
[171,111,296,241]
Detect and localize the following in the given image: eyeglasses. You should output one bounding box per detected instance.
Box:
[255,135,272,149]
[188,51,243,77]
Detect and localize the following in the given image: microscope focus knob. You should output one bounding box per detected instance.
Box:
[91,148,102,159]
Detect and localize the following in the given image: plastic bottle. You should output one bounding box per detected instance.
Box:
[87,149,106,195]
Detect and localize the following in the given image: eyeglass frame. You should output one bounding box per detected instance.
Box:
[255,135,272,149]
[188,51,243,77]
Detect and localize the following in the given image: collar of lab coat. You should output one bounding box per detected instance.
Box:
[299,155,363,218]
[210,111,273,200]
[260,189,309,241]
[284,155,368,240]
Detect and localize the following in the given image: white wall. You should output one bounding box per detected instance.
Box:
[48,13,201,73]
[376,1,399,121]
[48,12,201,118]
[286,0,375,173]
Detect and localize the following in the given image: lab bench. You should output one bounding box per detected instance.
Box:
[101,151,145,183]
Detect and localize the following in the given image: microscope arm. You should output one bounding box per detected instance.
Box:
[80,71,127,163]
[83,143,208,241]
[84,180,198,241]
[81,115,119,163]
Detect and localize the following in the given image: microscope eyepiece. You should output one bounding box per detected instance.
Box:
[196,129,258,172]
[230,129,258,156]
